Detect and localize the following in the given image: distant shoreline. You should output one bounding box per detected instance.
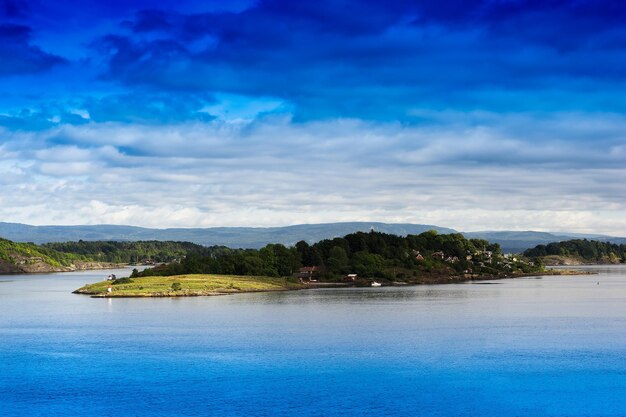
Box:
[0,262,127,275]
[541,255,625,266]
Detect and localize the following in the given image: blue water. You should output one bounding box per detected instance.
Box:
[1,266,625,416]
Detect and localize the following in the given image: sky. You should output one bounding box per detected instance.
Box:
[0,0,625,234]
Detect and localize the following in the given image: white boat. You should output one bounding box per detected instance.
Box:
[371,281,382,287]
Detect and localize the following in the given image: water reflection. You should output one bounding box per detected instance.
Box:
[248,283,519,307]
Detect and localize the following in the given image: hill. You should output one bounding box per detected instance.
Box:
[1,221,625,252]
[462,231,624,253]
[0,222,455,248]
[134,230,543,282]
[0,237,94,273]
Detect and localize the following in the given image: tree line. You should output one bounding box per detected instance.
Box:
[524,239,626,263]
[42,240,222,264]
[132,230,536,280]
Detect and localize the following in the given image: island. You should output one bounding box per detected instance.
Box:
[71,230,593,297]
[2,230,596,296]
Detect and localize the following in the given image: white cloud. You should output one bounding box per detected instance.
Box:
[0,113,625,235]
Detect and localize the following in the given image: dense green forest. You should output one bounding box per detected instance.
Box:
[42,240,224,264]
[134,230,542,280]
[524,239,626,263]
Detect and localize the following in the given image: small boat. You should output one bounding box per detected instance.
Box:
[371,281,382,287]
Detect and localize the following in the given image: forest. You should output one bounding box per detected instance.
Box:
[524,239,626,263]
[132,230,541,280]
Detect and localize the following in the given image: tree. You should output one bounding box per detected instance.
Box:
[295,240,310,264]
[327,246,349,273]
[351,251,384,277]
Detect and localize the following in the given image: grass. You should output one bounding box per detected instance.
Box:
[74,274,304,297]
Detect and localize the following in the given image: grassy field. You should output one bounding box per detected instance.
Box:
[74,274,304,297]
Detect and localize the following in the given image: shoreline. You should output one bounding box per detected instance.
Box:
[73,268,595,298]
[0,262,128,275]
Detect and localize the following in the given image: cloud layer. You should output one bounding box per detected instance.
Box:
[0,0,625,233]
[2,112,625,233]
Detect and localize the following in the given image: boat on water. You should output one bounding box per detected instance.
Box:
[371,281,382,287]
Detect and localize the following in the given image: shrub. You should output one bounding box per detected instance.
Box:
[171,282,182,291]
[111,277,133,285]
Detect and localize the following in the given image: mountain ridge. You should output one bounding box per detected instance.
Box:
[1,221,624,252]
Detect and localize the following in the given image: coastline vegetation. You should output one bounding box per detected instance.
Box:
[525,239,626,265]
[0,238,229,273]
[42,240,224,264]
[0,237,94,272]
[132,230,544,282]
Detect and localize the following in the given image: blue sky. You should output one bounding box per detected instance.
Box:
[0,0,625,234]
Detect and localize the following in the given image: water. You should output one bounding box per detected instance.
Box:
[1,266,625,416]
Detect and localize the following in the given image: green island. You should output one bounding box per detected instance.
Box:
[74,274,303,297]
[70,230,593,298]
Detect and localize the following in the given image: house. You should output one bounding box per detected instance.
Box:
[344,273,358,281]
[414,251,424,261]
[294,266,320,281]
[445,256,459,263]
[432,251,445,260]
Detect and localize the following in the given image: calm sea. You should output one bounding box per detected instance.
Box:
[1,266,625,416]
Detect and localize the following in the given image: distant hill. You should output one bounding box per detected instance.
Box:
[462,231,626,253]
[1,221,624,252]
[0,222,455,248]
